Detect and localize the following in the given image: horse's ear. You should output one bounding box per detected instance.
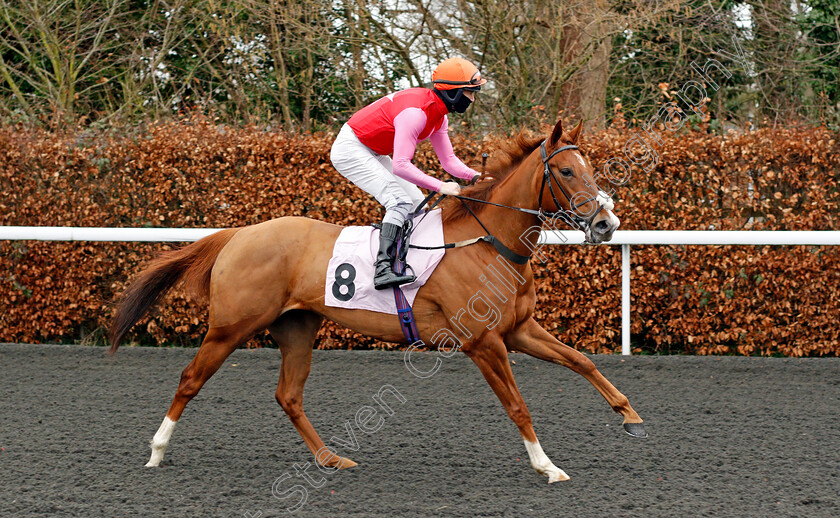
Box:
[566,120,583,144]
[548,118,563,148]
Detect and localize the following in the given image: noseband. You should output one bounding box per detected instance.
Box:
[538,141,606,232]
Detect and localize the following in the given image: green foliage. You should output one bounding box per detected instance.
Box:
[799,0,840,127]
[607,0,751,128]
[0,0,836,129]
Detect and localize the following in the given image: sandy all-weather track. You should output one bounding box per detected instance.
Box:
[1,343,838,517]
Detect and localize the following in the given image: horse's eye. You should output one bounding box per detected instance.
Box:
[559,168,573,177]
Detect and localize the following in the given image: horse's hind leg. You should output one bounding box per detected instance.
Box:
[507,317,647,437]
[269,310,357,470]
[146,322,253,467]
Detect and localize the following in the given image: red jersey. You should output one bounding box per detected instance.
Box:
[347,88,449,156]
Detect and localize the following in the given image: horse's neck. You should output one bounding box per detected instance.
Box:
[445,154,542,259]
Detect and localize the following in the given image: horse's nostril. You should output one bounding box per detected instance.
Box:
[594,220,609,233]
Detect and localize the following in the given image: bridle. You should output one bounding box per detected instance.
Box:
[454,140,611,235]
[407,139,616,264]
[537,141,604,232]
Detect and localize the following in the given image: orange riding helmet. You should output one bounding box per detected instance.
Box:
[432,58,488,91]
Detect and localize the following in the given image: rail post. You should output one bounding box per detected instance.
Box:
[621,244,630,355]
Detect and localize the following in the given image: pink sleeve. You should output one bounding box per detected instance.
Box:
[429,116,480,181]
[392,108,444,192]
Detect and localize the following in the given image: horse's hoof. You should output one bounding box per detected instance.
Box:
[336,457,357,469]
[623,422,649,438]
[547,470,571,483]
[320,455,357,470]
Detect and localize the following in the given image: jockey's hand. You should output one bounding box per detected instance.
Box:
[438,182,461,196]
[470,172,481,185]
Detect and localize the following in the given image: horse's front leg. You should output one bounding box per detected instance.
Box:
[506,318,648,437]
[463,333,569,483]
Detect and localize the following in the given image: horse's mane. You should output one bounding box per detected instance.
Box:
[442,131,543,223]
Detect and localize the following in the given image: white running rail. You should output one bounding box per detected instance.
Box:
[540,230,840,354]
[4,226,840,355]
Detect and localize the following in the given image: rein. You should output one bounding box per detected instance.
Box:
[452,141,606,230]
[406,140,609,263]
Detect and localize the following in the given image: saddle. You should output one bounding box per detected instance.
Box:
[325,188,531,344]
[323,210,446,323]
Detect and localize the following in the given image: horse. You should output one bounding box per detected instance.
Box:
[109,117,646,483]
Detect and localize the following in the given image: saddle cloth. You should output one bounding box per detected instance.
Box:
[324,209,445,314]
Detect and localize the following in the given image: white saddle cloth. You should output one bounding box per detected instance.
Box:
[324,210,445,314]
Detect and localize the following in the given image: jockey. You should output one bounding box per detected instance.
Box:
[330,57,487,290]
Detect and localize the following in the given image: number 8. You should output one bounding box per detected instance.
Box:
[332,263,356,301]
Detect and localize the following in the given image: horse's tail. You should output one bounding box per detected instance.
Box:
[108,228,239,353]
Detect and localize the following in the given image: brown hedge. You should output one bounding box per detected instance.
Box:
[2,115,839,356]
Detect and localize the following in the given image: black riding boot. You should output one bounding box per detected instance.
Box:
[374,222,416,290]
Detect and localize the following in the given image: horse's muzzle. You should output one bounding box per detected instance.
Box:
[589,210,620,244]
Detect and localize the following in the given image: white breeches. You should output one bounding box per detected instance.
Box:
[330,124,425,218]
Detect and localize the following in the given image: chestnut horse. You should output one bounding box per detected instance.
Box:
[109,118,646,483]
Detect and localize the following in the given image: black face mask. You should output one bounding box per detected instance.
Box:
[435,88,473,113]
[451,91,473,113]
